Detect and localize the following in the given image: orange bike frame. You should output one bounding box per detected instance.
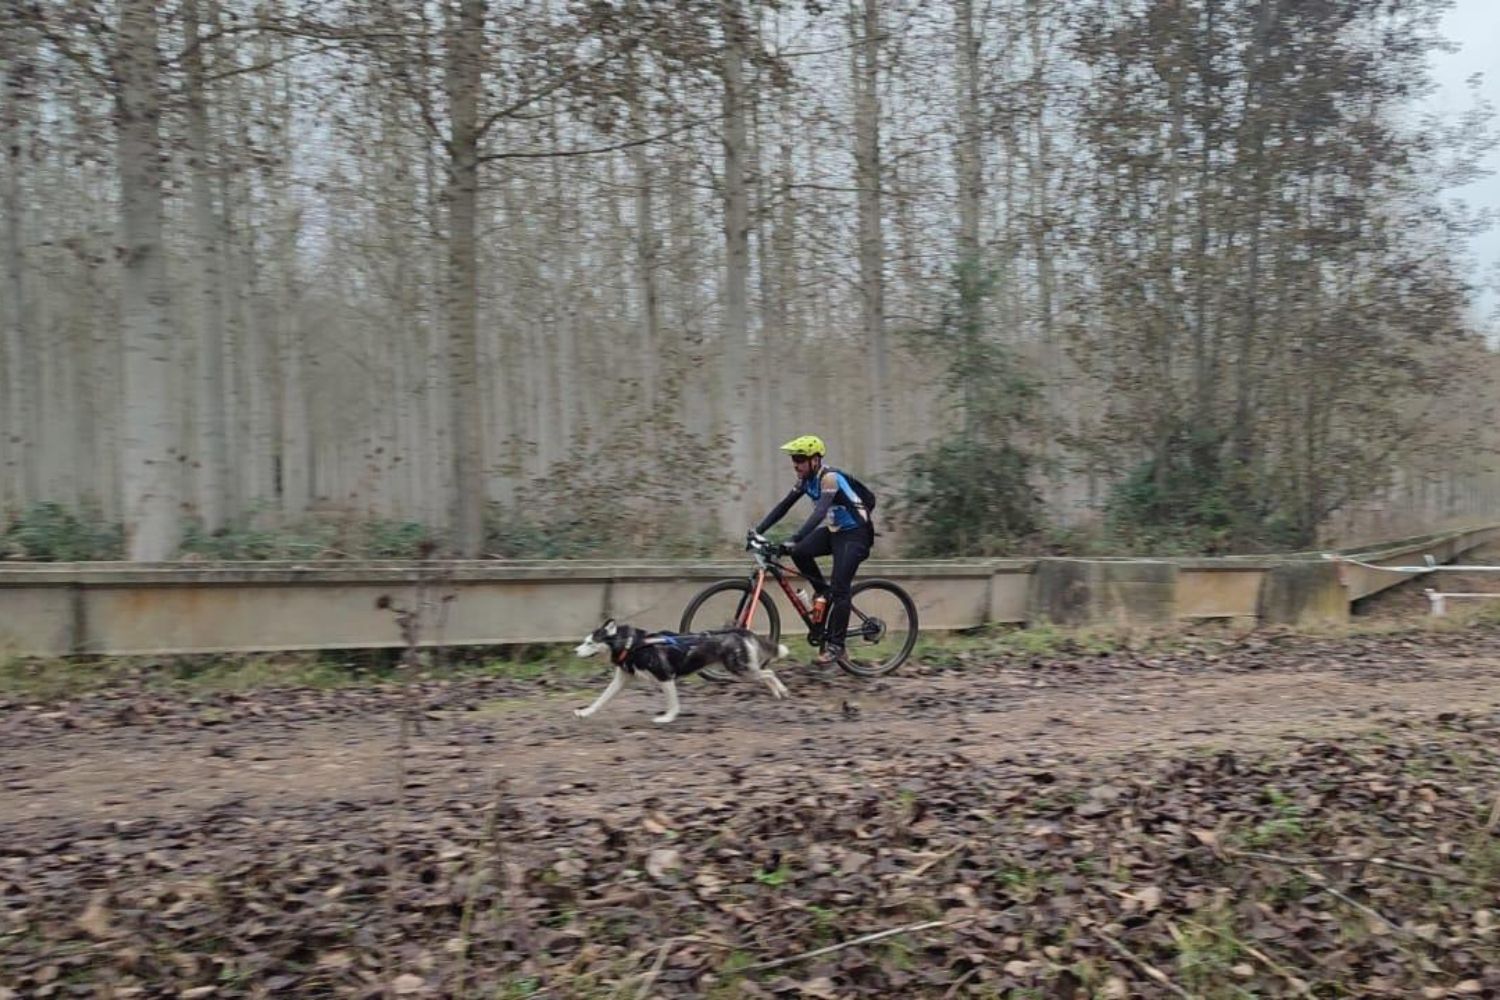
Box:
[739,560,814,630]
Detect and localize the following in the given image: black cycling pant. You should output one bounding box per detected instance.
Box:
[790,525,872,650]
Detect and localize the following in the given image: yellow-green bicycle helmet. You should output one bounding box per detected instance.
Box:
[779,434,826,457]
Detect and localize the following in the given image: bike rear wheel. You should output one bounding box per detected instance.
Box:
[831,579,918,677]
[679,579,782,682]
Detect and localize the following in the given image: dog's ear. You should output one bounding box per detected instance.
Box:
[603,618,617,636]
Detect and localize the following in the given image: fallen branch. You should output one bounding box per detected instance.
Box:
[452,778,508,998]
[635,938,675,1000]
[1229,848,1480,887]
[1096,931,1194,1000]
[942,967,980,999]
[1178,918,1313,998]
[743,917,964,972]
[1300,869,1410,938]
[903,846,964,880]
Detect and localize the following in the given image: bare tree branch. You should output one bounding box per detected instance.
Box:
[204,41,345,84]
[31,17,110,89]
[477,113,716,163]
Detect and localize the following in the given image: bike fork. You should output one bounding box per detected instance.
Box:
[741,572,767,629]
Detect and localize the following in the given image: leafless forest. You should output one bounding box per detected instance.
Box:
[2,0,1498,560]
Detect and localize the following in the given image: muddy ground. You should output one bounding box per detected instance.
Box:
[2,574,1499,997]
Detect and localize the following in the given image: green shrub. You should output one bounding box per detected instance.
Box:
[1103,427,1308,554]
[892,437,1044,557]
[2,502,124,561]
[180,501,442,561]
[887,262,1048,557]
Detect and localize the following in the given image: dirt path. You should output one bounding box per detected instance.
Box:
[6,638,1499,834]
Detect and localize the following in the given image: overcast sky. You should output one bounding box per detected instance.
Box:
[1426,0,1500,329]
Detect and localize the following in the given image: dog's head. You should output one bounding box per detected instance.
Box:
[575,618,621,658]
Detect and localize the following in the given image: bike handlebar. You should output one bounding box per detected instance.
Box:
[744,531,782,568]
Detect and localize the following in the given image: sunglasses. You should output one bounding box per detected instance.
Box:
[789,454,814,463]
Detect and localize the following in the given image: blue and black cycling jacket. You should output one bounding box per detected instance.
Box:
[754,464,871,543]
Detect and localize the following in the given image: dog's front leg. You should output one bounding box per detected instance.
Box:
[653,679,681,724]
[575,667,627,719]
[761,668,790,700]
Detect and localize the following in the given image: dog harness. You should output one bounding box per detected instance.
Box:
[614,631,699,665]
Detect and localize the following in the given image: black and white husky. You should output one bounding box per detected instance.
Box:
[573,619,791,724]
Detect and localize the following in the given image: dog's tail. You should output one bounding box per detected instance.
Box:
[776,643,789,660]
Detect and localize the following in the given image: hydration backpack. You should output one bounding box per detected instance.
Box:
[824,466,877,531]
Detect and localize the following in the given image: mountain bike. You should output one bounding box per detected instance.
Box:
[679,532,918,679]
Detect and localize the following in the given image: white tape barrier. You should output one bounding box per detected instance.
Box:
[1322,553,1500,615]
[1322,552,1500,574]
[1424,588,1500,617]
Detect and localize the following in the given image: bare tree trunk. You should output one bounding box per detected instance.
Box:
[3,17,43,510]
[1232,0,1274,468]
[624,26,663,454]
[87,217,122,519]
[601,152,631,391]
[772,84,797,355]
[1026,0,1055,346]
[238,210,273,511]
[997,84,1022,340]
[546,133,576,465]
[475,188,507,509]
[852,0,887,478]
[252,44,283,516]
[954,0,982,269]
[1152,27,1187,492]
[269,40,311,517]
[1,20,35,511]
[42,291,72,504]
[212,0,272,516]
[1025,0,1067,503]
[71,247,105,511]
[369,76,416,516]
[63,280,94,508]
[115,0,180,559]
[183,0,230,531]
[276,202,309,515]
[1191,0,1218,430]
[445,0,485,555]
[720,0,753,529]
[953,0,984,445]
[202,0,244,520]
[493,166,537,486]
[486,158,524,497]
[749,8,777,502]
[423,116,451,524]
[422,289,451,526]
[667,94,706,442]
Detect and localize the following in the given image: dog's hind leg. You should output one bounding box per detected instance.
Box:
[768,642,791,698]
[575,667,627,719]
[740,636,790,701]
[653,679,681,724]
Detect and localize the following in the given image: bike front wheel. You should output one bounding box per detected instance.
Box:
[680,579,782,682]
[832,579,918,677]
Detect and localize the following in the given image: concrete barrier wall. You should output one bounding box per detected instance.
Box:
[1257,562,1348,626]
[1027,559,1177,627]
[1175,567,1265,621]
[0,527,1495,656]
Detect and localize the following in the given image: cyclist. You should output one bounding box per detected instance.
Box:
[749,434,874,666]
